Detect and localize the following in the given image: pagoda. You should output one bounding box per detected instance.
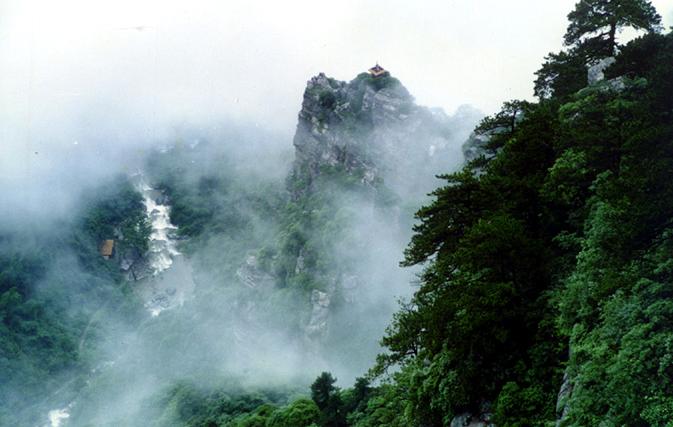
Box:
[368,63,387,78]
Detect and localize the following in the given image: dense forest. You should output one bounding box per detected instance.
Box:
[214,1,673,425]
[2,0,673,426]
[0,176,149,424]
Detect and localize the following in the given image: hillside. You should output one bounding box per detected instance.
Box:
[1,1,672,426]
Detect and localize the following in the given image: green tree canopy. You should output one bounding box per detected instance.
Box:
[310,372,347,427]
[564,0,662,59]
[267,398,321,427]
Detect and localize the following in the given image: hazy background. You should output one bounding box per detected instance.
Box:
[2,2,673,424]
[3,0,672,127]
[2,0,672,222]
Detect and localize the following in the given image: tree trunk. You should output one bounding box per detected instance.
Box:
[608,22,617,54]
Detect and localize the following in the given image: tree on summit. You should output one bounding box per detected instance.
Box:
[564,0,662,59]
[535,0,662,99]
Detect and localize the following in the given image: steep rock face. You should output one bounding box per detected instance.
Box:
[291,71,467,199]
[288,70,479,344]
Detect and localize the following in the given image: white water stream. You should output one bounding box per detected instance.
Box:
[136,175,195,317]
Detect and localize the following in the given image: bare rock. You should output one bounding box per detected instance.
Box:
[305,290,331,339]
[291,70,478,200]
[236,254,275,289]
[450,413,494,427]
[587,57,616,85]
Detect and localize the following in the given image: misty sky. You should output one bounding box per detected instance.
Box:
[1,0,672,213]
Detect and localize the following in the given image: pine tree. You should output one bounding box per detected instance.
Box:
[564,0,662,59]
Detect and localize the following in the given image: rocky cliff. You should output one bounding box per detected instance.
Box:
[284,69,480,346]
[291,70,477,200]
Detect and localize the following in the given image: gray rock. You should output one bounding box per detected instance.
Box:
[236,254,275,289]
[120,247,142,271]
[305,290,331,339]
[113,226,124,241]
[127,257,152,281]
[450,412,494,427]
[155,193,170,205]
[291,70,478,200]
[290,69,483,345]
[587,57,616,85]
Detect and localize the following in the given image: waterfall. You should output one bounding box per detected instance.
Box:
[135,174,195,317]
[138,179,181,275]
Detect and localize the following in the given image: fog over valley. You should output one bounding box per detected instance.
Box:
[3,1,673,426]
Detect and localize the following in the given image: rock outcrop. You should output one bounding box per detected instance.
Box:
[450,403,494,427]
[291,71,473,200]
[450,413,494,427]
[288,69,480,342]
[587,56,616,85]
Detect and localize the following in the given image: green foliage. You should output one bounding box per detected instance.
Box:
[0,251,81,416]
[370,25,673,427]
[77,175,151,259]
[6,4,673,426]
[537,0,661,102]
[311,372,338,411]
[147,141,286,286]
[383,99,563,419]
[348,384,412,426]
[564,0,662,59]
[351,72,402,92]
[550,41,673,422]
[148,382,300,427]
[136,41,671,425]
[278,162,391,295]
[0,175,149,425]
[149,382,321,427]
[266,398,321,427]
[493,382,548,427]
[311,372,346,427]
[319,90,338,109]
[534,50,588,100]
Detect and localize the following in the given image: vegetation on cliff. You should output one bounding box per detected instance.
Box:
[357,1,672,425]
[2,1,671,426]
[135,1,673,425]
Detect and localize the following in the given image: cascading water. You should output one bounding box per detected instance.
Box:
[135,175,195,317]
[140,179,180,274]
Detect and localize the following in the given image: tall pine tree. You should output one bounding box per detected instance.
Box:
[564,0,662,59]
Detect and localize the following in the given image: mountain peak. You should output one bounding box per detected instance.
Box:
[290,70,469,199]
